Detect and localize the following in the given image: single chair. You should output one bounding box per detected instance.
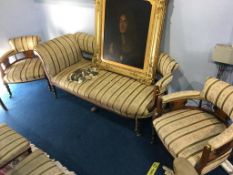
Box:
[153,77,233,174]
[0,35,45,97]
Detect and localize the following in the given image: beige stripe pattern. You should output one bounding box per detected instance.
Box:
[155,53,179,93]
[74,32,96,54]
[8,149,66,175]
[161,91,201,104]
[153,109,227,174]
[3,58,45,83]
[35,34,83,78]
[51,59,155,118]
[157,53,179,76]
[9,36,40,52]
[200,77,233,120]
[0,124,30,167]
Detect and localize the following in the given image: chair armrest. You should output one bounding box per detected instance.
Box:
[155,74,173,94]
[161,91,202,104]
[208,125,233,150]
[0,50,17,63]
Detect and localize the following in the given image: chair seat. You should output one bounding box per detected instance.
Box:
[0,124,30,167]
[51,59,155,118]
[153,109,226,168]
[3,58,45,83]
[8,149,67,175]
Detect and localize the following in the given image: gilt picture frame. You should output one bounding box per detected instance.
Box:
[94,0,167,85]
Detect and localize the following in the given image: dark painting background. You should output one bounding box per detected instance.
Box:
[103,0,151,69]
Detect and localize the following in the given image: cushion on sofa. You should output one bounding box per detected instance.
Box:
[35,34,83,78]
[52,59,155,118]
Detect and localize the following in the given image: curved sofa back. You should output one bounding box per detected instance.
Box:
[34,34,82,78]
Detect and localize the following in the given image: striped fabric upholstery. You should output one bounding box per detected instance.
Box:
[155,53,178,93]
[52,59,155,118]
[3,58,45,83]
[155,74,173,93]
[0,124,30,167]
[157,53,179,77]
[153,109,227,174]
[9,35,40,52]
[8,149,67,175]
[35,34,83,78]
[201,77,233,120]
[74,32,96,54]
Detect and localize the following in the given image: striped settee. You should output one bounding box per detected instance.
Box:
[153,77,233,174]
[34,32,178,134]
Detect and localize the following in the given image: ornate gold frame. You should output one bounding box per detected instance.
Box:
[94,0,167,85]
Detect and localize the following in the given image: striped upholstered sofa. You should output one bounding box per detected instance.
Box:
[34,32,178,134]
[153,77,233,174]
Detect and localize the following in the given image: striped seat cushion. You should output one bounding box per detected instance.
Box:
[8,149,67,175]
[52,59,155,118]
[153,109,227,174]
[0,124,30,167]
[3,58,45,83]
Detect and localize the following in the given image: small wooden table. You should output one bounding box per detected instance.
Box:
[0,97,7,111]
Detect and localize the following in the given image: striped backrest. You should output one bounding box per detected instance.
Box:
[9,35,40,52]
[157,53,179,76]
[74,32,96,54]
[201,77,233,119]
[34,34,82,77]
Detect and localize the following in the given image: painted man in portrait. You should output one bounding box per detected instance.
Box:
[106,12,144,69]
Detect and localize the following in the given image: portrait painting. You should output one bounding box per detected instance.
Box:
[103,0,151,69]
[95,0,167,84]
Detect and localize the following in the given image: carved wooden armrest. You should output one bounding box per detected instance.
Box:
[161,90,202,104]
[196,125,233,174]
[208,124,233,151]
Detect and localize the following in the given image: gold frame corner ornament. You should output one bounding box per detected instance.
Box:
[95,0,167,85]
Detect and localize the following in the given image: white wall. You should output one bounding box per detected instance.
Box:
[0,0,232,92]
[163,0,233,91]
[0,0,94,55]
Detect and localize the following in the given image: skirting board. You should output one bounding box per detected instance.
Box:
[222,160,233,175]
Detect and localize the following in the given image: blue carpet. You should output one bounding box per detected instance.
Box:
[0,80,227,175]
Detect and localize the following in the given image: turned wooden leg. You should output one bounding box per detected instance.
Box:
[4,83,12,98]
[91,106,97,112]
[0,98,8,111]
[151,120,156,144]
[46,78,52,92]
[27,147,32,154]
[134,117,142,136]
[51,85,57,98]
